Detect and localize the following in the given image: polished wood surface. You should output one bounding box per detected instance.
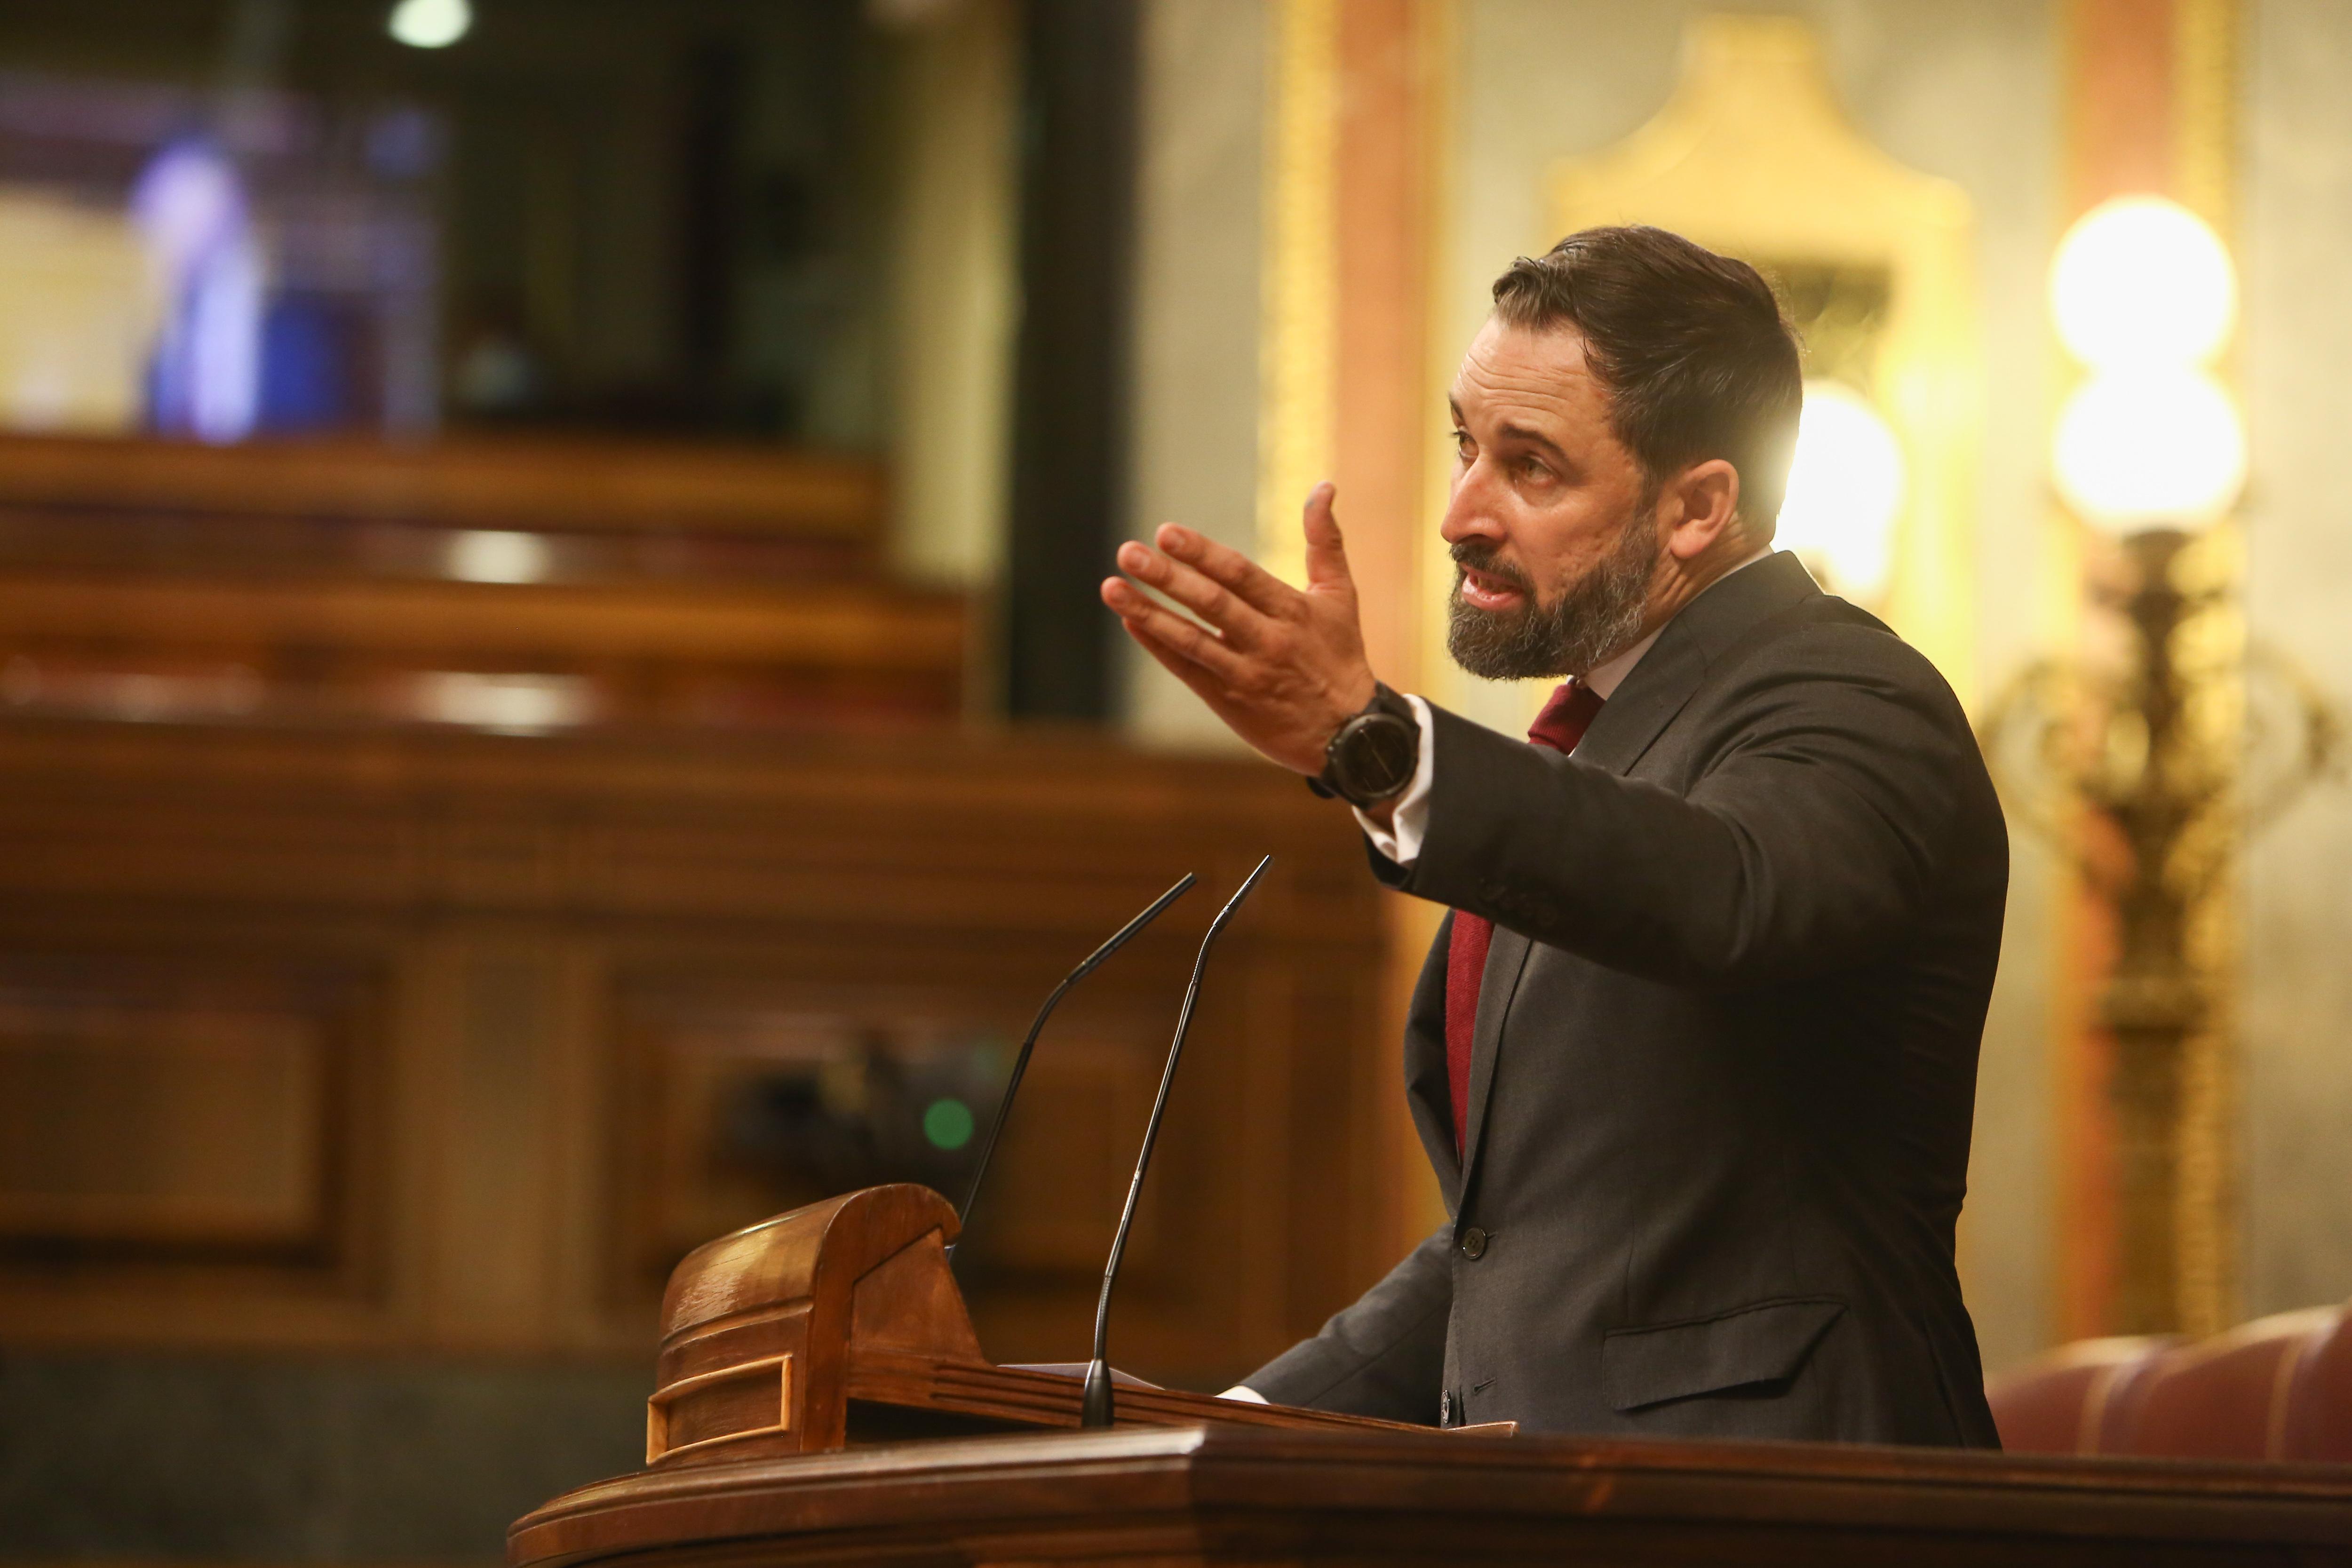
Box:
[512,1421,2352,1567]
[653,1185,984,1461]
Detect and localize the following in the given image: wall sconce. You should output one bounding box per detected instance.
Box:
[2053,368,2246,531]
[1981,195,2338,1337]
[2050,196,2245,531]
[1777,379,1906,605]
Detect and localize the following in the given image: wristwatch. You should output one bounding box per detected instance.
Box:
[1308,683,1422,808]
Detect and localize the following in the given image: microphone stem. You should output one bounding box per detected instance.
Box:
[956,873,1195,1251]
[1088,855,1272,1375]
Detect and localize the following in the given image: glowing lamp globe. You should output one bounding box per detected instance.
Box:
[2052,368,2246,533]
[388,0,472,48]
[1774,381,1906,604]
[2050,196,2235,370]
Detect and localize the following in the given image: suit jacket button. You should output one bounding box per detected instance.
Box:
[1460,1226,1488,1260]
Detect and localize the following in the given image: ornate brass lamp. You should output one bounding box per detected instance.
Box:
[1981,198,2338,1336]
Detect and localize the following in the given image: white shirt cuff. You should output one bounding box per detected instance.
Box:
[1351,693,1434,868]
[1218,1384,1269,1403]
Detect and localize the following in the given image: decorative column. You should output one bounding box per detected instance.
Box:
[1257,0,1457,1275]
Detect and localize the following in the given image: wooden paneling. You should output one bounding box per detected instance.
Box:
[0,576,964,668]
[0,435,1385,1383]
[0,716,1387,1386]
[0,432,884,540]
[0,945,389,1326]
[610,983,1163,1289]
[0,955,376,1261]
[0,572,965,727]
[0,432,962,729]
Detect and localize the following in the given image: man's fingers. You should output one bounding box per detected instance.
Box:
[1115,540,1268,647]
[1299,482,1355,593]
[1119,618,1235,708]
[1153,524,1298,618]
[1100,577,1250,684]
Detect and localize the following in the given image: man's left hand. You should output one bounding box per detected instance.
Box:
[1100,482,1378,777]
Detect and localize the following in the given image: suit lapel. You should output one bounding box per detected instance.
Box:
[1573,551,1824,776]
[1572,628,1707,777]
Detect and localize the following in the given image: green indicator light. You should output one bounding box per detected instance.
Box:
[922,1097,975,1151]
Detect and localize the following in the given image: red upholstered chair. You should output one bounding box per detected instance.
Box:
[2282,1302,2352,1462]
[2111,1307,2339,1459]
[1989,1300,2352,1461]
[1986,1336,2169,1455]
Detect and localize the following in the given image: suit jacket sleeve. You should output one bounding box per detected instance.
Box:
[1392,621,1986,989]
[1238,1224,1452,1423]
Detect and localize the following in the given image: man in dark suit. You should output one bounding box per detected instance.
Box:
[1100,226,2005,1447]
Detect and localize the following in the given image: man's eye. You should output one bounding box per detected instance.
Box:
[1518,456,1550,481]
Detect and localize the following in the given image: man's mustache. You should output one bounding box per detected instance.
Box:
[1450,541,1536,599]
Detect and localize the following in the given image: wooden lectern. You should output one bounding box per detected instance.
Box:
[636,1184,1450,1463]
[512,1186,2352,1566]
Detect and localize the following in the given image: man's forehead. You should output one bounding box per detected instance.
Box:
[1450,318,1601,420]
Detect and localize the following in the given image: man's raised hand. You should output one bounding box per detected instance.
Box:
[1100,482,1379,777]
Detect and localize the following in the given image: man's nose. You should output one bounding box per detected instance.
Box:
[1441,461,1508,548]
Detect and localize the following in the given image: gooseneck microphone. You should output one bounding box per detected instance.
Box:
[950,873,1197,1265]
[1081,855,1273,1429]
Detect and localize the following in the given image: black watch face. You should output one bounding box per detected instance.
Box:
[1338,712,1417,800]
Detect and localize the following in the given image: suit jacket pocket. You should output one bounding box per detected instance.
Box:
[1601,1297,1847,1413]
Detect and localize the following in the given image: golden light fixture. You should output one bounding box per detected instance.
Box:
[2050,196,2237,373]
[1777,379,1907,605]
[2052,367,2247,531]
[2049,198,2246,534]
[1984,194,2337,1337]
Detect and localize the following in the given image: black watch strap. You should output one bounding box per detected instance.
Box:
[1311,684,1421,808]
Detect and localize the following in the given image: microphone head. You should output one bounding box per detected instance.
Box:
[1080,1356,1116,1428]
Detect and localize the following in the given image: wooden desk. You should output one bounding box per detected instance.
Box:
[509,1183,2352,1566]
[512,1422,2352,1566]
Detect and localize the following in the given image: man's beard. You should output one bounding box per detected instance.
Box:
[1446,508,1660,681]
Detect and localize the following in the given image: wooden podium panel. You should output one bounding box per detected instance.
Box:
[513,1422,2352,1567]
[644,1185,1446,1462]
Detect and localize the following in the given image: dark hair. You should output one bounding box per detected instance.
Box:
[1491,226,1802,534]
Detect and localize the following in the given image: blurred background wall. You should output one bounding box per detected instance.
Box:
[0,0,2349,1561]
[2241,0,2352,1325]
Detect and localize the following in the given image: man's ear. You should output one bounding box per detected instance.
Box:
[1659,459,1741,562]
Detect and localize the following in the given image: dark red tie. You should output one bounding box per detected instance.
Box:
[1445,680,1604,1158]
